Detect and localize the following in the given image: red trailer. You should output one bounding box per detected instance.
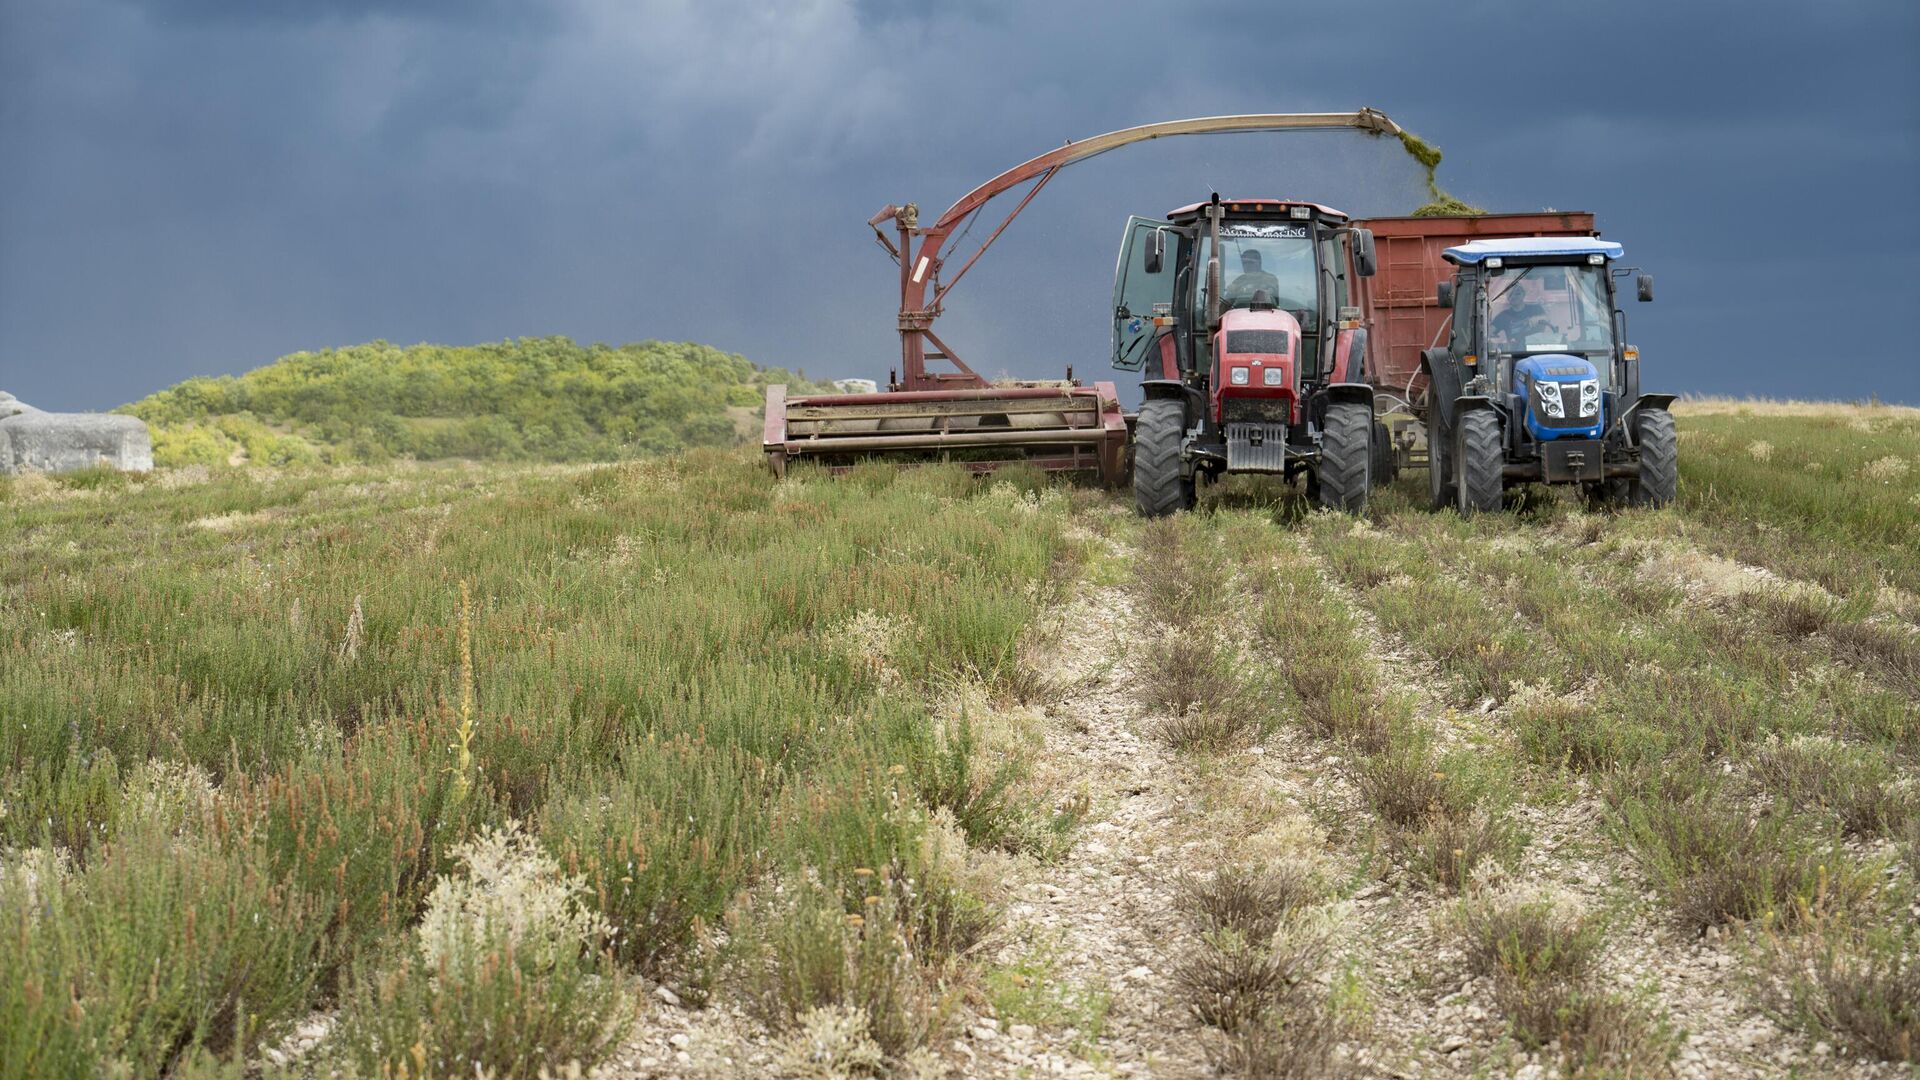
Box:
[1351,212,1598,468]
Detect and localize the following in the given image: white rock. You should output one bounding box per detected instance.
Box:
[654,984,683,1007]
[669,1033,691,1050]
[1009,1023,1037,1040]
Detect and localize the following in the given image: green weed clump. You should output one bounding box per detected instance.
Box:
[0,819,328,1076]
[542,734,762,973]
[1608,765,1874,931]
[982,939,1111,1044]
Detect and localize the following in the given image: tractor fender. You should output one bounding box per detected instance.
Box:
[1634,393,1677,413]
[1453,395,1497,416]
[1333,326,1370,383]
[1140,379,1203,411]
[1421,348,1467,429]
[1309,382,1374,429]
[1319,382,1375,411]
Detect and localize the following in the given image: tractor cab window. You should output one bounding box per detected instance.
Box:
[1197,222,1321,374]
[1485,264,1615,361]
[1201,224,1317,314]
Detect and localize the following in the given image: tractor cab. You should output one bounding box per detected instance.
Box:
[1114,199,1369,388]
[1420,236,1674,513]
[1111,196,1384,515]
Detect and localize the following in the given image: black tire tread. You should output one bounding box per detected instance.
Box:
[1634,409,1678,507]
[1133,398,1195,517]
[1456,410,1504,515]
[1316,402,1370,513]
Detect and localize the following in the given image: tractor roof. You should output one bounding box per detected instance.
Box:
[1167,198,1349,221]
[1443,236,1622,264]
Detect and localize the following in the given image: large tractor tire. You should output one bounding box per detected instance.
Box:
[1632,408,1678,507]
[1316,401,1371,513]
[1133,397,1195,517]
[1425,412,1454,511]
[1454,409,1505,516]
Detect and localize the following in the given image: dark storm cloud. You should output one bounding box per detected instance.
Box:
[2,0,1915,410]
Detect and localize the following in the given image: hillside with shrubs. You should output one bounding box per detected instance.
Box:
[119,337,821,466]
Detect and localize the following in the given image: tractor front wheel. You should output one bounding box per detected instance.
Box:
[1454,409,1505,515]
[1133,398,1196,517]
[1316,401,1371,513]
[1426,413,1454,510]
[1632,409,1678,507]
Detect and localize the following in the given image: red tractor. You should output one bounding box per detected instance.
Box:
[1112,196,1383,514]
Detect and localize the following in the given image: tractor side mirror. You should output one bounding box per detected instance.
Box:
[1144,229,1165,275]
[1636,274,1654,302]
[1436,281,1454,308]
[1351,228,1377,277]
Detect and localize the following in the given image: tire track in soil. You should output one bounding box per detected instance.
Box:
[958,538,1214,1077]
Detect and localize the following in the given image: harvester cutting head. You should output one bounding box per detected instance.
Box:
[762,381,1129,481]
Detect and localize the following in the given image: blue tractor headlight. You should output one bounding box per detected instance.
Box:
[1262,367,1284,386]
[1578,379,1600,417]
[1537,380,1565,418]
[1230,367,1249,386]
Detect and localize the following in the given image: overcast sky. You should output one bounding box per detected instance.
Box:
[3,0,1916,410]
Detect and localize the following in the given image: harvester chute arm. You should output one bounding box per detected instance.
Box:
[911,111,1402,308]
[882,108,1400,391]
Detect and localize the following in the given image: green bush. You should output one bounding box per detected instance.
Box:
[541,734,763,973]
[1,821,327,1077]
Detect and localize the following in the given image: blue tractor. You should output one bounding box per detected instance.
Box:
[1419,237,1674,513]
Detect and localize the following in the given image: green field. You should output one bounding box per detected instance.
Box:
[2,403,1915,1077]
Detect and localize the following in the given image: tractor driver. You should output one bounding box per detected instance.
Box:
[1224,248,1282,308]
[1489,277,1553,350]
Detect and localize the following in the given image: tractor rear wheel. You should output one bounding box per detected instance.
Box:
[1632,409,1678,507]
[1425,413,1454,510]
[1455,409,1505,515]
[1316,401,1371,513]
[1133,398,1195,517]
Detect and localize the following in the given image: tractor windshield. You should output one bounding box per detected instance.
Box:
[1486,264,1615,358]
[1202,224,1318,314]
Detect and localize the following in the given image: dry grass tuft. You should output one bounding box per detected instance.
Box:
[1144,631,1264,753]
[1760,918,1919,1064]
[1753,735,1919,837]
[1180,862,1327,945]
[1171,862,1357,1077]
[1453,884,1673,1071]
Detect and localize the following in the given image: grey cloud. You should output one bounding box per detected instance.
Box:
[2,0,1916,410]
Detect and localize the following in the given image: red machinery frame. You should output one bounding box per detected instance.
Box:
[765,110,1403,482]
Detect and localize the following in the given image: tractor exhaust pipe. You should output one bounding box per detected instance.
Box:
[1205,192,1224,333]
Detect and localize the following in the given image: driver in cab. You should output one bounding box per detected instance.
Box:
[1224,248,1281,308]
